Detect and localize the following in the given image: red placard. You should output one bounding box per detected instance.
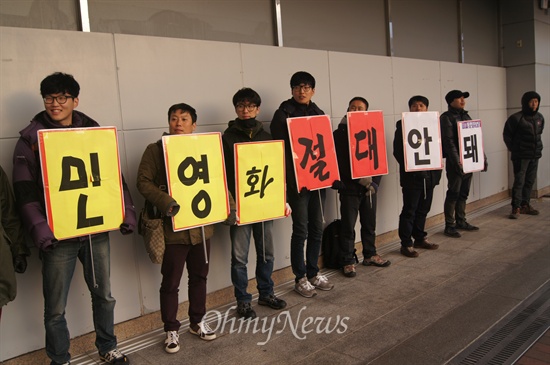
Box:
[347,111,388,178]
[287,115,340,192]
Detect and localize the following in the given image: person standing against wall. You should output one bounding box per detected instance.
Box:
[137,103,218,354]
[0,165,30,321]
[222,88,288,319]
[12,72,136,365]
[440,90,485,238]
[503,91,545,219]
[270,71,334,298]
[333,97,390,276]
[393,96,441,258]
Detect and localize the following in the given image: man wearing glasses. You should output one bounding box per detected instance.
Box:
[222,87,287,319]
[12,72,135,365]
[270,71,334,299]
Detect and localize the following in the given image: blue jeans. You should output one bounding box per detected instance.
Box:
[40,234,116,364]
[230,221,274,302]
[288,189,326,281]
[339,192,377,265]
[511,158,539,208]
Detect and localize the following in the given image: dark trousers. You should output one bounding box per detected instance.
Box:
[444,164,472,227]
[288,188,326,281]
[160,241,210,332]
[339,192,377,265]
[398,186,434,247]
[511,158,538,208]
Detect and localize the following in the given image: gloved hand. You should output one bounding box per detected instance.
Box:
[366,181,379,195]
[299,187,309,197]
[14,255,28,273]
[358,177,372,187]
[331,180,345,190]
[223,209,238,225]
[119,223,134,235]
[285,203,292,217]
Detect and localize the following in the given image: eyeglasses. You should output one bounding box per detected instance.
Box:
[236,104,257,111]
[43,95,74,104]
[292,85,312,92]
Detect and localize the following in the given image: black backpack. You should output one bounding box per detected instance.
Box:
[322,219,359,269]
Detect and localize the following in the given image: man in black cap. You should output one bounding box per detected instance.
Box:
[503,91,545,219]
[440,90,484,238]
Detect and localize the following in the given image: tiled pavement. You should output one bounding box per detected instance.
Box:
[56,198,550,364]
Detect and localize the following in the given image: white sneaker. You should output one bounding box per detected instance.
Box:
[164,331,180,353]
[189,321,217,341]
[294,276,317,298]
[309,274,334,291]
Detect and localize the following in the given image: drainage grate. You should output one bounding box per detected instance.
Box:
[448,281,550,365]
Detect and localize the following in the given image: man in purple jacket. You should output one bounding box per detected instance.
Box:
[12,72,136,365]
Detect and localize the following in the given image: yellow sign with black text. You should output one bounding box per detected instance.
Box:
[38,127,124,240]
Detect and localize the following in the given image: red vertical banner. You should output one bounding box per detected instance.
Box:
[287,115,340,192]
[347,111,389,178]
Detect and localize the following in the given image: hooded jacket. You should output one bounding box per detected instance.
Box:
[393,120,442,189]
[136,135,215,245]
[270,98,324,194]
[1,166,30,307]
[222,118,272,198]
[503,92,544,160]
[12,110,137,251]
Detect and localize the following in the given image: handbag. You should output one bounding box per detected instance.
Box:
[138,201,165,264]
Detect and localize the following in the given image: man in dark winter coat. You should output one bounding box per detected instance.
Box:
[393,96,441,258]
[270,71,334,298]
[12,72,136,365]
[0,165,30,320]
[334,97,390,277]
[440,90,486,238]
[503,91,545,219]
[223,88,287,320]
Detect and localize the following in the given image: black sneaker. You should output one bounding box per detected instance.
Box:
[99,349,129,364]
[258,294,287,310]
[444,226,461,238]
[456,222,479,231]
[236,301,257,319]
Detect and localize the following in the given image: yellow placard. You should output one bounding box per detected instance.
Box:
[38,127,124,240]
[163,133,229,230]
[235,141,286,225]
